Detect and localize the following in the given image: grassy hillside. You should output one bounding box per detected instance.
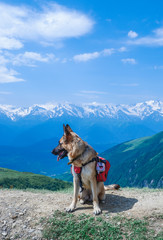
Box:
[55,171,73,182]
[0,168,72,191]
[43,211,163,240]
[101,131,163,188]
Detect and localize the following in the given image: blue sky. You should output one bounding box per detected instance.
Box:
[0,0,163,106]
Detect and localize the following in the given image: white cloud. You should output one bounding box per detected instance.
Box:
[0,91,11,95]
[128,30,138,39]
[121,58,136,64]
[62,58,68,63]
[73,48,115,62]
[102,48,114,56]
[11,52,56,66]
[154,65,163,70]
[110,83,139,87]
[0,2,94,84]
[0,66,24,83]
[0,50,56,83]
[0,54,9,65]
[118,47,127,52]
[121,83,139,87]
[154,27,163,36]
[0,37,23,50]
[0,3,94,49]
[75,93,99,99]
[81,90,107,94]
[73,51,100,62]
[75,90,108,99]
[127,26,163,46]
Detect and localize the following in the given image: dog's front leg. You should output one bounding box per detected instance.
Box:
[66,176,79,212]
[90,178,102,215]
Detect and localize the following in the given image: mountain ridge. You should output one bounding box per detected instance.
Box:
[101,131,163,188]
[0,100,163,121]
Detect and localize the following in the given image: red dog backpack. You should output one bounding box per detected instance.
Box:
[71,156,111,183]
[96,157,111,182]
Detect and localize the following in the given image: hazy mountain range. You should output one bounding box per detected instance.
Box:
[0,100,163,149]
[0,100,163,121]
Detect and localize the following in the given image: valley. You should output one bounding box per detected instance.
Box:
[0,100,162,188]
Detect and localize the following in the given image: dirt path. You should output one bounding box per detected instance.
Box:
[0,188,163,239]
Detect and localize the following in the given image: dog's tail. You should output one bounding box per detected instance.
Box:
[104,184,120,191]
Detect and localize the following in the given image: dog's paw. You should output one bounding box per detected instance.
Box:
[80,199,85,204]
[93,206,102,215]
[66,205,75,213]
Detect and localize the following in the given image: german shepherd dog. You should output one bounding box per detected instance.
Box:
[52,124,119,215]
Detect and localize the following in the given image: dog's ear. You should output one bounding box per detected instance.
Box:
[63,124,71,136]
[66,124,73,132]
[63,124,73,142]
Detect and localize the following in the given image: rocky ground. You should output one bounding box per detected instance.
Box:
[0,188,163,240]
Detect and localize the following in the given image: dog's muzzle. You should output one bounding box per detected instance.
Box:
[51,148,68,161]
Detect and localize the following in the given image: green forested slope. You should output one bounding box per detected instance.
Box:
[101,131,163,188]
[0,168,72,191]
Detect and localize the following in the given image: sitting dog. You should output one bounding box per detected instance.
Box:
[52,124,120,215]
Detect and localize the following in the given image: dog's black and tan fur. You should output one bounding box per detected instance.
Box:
[52,124,120,215]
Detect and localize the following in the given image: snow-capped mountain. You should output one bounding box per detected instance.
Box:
[0,100,163,121]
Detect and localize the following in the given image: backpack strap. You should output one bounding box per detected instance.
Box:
[77,171,84,193]
[82,157,97,167]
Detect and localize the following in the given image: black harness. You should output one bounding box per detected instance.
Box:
[74,157,98,192]
[82,157,97,167]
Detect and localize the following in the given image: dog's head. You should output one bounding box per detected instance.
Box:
[52,124,86,162]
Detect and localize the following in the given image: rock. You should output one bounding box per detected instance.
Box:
[23,209,27,214]
[34,230,42,238]
[2,226,7,231]
[9,212,19,219]
[105,214,110,219]
[12,215,18,219]
[37,227,43,230]
[12,222,16,228]
[2,231,8,236]
[2,220,7,225]
[19,212,24,216]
